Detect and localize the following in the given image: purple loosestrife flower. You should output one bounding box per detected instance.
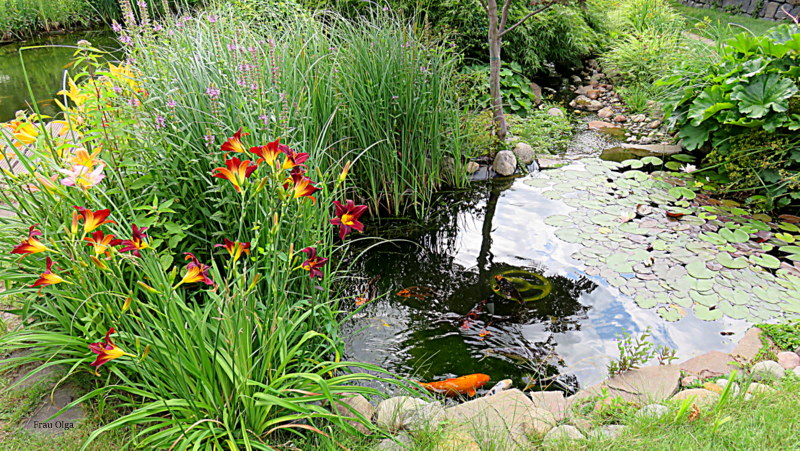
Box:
[119,35,133,46]
[112,21,122,33]
[128,97,140,107]
[206,86,221,100]
[259,114,269,126]
[155,115,166,129]
[113,86,123,94]
[153,22,162,32]
[204,135,215,148]
[207,14,218,23]
[166,99,177,108]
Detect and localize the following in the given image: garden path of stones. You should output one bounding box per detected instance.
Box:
[525,157,800,324]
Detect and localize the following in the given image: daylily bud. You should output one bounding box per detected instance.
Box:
[338,160,351,183]
[248,273,261,291]
[122,296,132,312]
[140,344,151,361]
[70,211,79,235]
[273,212,279,227]
[89,256,109,271]
[255,176,268,193]
[136,281,160,294]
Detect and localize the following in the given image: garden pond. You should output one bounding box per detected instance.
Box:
[343,157,800,392]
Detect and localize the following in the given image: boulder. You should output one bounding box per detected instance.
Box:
[587,120,619,131]
[375,396,428,432]
[671,389,720,410]
[568,365,680,408]
[714,379,740,396]
[492,150,517,176]
[542,425,585,445]
[435,430,481,451]
[575,85,592,95]
[530,82,543,105]
[777,351,800,370]
[599,144,682,161]
[404,401,446,432]
[588,424,627,439]
[731,328,763,361]
[547,107,564,117]
[747,382,777,396]
[333,394,374,434]
[597,107,614,118]
[529,391,568,421]
[751,361,784,381]
[376,432,414,450]
[794,367,800,378]
[679,351,739,380]
[512,142,535,165]
[569,95,603,112]
[445,389,554,449]
[465,161,480,175]
[635,404,669,420]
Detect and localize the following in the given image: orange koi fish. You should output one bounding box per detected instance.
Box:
[396,285,432,300]
[355,275,381,306]
[418,373,490,397]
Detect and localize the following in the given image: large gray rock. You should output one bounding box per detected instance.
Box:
[777,351,800,370]
[635,404,669,420]
[23,385,85,435]
[435,429,481,451]
[732,327,763,361]
[493,150,517,176]
[404,401,446,432]
[375,396,428,432]
[542,425,585,445]
[376,432,414,450]
[569,95,603,112]
[529,391,568,421]
[751,360,785,381]
[679,351,738,380]
[671,389,720,410]
[333,394,374,434]
[512,142,535,165]
[445,389,554,449]
[568,365,680,408]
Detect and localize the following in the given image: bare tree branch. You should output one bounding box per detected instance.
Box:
[499,0,512,32]
[499,3,554,37]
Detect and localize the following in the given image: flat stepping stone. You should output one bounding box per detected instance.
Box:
[679,350,739,379]
[569,365,680,407]
[529,390,568,421]
[22,385,84,435]
[671,388,720,410]
[731,328,763,361]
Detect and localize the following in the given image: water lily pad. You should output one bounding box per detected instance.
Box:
[635,294,658,309]
[607,254,635,273]
[542,190,563,200]
[775,232,796,244]
[524,178,553,188]
[717,252,749,269]
[657,305,684,322]
[544,215,573,228]
[778,222,800,232]
[669,186,697,200]
[686,261,715,279]
[555,228,582,244]
[719,227,750,243]
[749,254,781,269]
[641,156,664,166]
[621,159,644,169]
[729,289,753,305]
[694,304,723,321]
[754,286,783,304]
[699,232,726,246]
[720,302,750,319]
[690,289,719,307]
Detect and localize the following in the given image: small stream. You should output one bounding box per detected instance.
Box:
[0,30,118,122]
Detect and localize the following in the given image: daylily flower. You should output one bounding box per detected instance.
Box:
[212,157,258,193]
[10,121,38,147]
[89,327,134,375]
[280,146,309,172]
[299,246,327,279]
[221,127,249,154]
[74,207,116,233]
[215,238,250,263]
[284,172,320,203]
[11,224,49,260]
[111,224,148,257]
[330,200,368,240]
[249,140,283,168]
[58,78,91,107]
[67,148,102,168]
[59,164,105,189]
[84,230,116,256]
[31,257,66,289]
[174,253,214,288]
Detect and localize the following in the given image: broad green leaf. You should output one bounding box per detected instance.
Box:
[730,73,798,118]
[688,85,734,126]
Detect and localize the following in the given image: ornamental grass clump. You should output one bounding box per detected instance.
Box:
[0,20,401,448]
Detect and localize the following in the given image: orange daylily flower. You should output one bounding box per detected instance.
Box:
[31,257,66,289]
[174,253,214,288]
[214,238,250,263]
[284,172,320,203]
[11,224,49,260]
[89,327,134,375]
[110,224,148,257]
[74,206,116,233]
[249,140,283,168]
[221,127,249,154]
[212,157,258,193]
[67,148,102,167]
[84,230,116,256]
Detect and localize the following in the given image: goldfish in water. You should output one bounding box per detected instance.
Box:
[396,285,433,300]
[494,275,524,304]
[355,275,381,306]
[418,373,490,397]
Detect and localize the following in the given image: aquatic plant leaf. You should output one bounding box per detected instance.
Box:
[778,222,800,232]
[719,228,749,243]
[779,245,800,254]
[720,302,750,319]
[686,261,715,279]
[657,305,684,322]
[775,232,796,243]
[524,178,553,188]
[749,254,781,269]
[669,186,697,200]
[694,304,723,321]
[640,156,663,166]
[621,159,644,169]
[717,252,749,269]
[690,289,719,306]
[554,228,582,244]
[699,232,726,245]
[730,73,798,118]
[544,215,573,227]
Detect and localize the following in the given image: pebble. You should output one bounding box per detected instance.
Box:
[777,351,800,370]
[613,114,627,122]
[635,404,669,420]
[542,425,585,445]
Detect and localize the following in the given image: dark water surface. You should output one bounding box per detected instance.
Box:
[342,174,750,391]
[0,30,118,121]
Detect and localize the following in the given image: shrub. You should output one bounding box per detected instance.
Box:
[462,62,540,117]
[507,108,574,155]
[757,320,800,351]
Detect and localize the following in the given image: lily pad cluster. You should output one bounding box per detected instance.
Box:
[525,157,800,323]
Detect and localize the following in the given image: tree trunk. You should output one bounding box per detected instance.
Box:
[487,0,508,144]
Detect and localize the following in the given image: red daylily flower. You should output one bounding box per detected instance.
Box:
[84,230,116,256]
[74,206,117,233]
[11,224,49,260]
[330,200,368,240]
[221,127,249,154]
[175,252,214,288]
[31,257,66,289]
[215,238,250,263]
[280,146,309,172]
[299,246,327,279]
[212,157,258,193]
[110,224,148,257]
[284,172,321,203]
[89,327,134,375]
[249,138,286,168]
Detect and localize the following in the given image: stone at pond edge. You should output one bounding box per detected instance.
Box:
[376,432,414,451]
[587,120,619,131]
[679,351,739,380]
[746,382,777,395]
[671,388,720,410]
[23,385,85,435]
[569,365,680,407]
[776,351,800,369]
[375,396,428,432]
[731,327,763,361]
[493,150,517,177]
[445,389,554,449]
[542,425,585,445]
[529,390,568,421]
[512,142,535,165]
[333,394,375,434]
[597,107,614,118]
[635,404,669,420]
[404,401,446,432]
[465,161,480,175]
[588,424,628,439]
[600,144,682,161]
[570,95,603,112]
[434,429,481,451]
[750,360,785,381]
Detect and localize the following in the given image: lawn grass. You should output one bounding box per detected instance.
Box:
[670,2,779,38]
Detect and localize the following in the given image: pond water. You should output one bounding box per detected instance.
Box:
[342,170,754,392]
[0,30,118,122]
